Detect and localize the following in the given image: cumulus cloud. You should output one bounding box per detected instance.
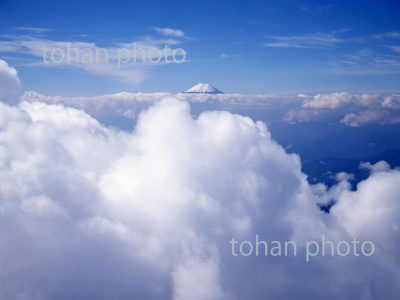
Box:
[0,59,398,297]
[340,110,400,126]
[332,168,400,244]
[0,95,399,299]
[303,92,354,109]
[360,160,392,173]
[383,94,400,109]
[285,92,400,126]
[334,172,354,182]
[0,59,21,105]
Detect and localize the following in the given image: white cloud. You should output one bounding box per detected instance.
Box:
[329,49,400,75]
[20,90,279,124]
[152,27,185,38]
[264,33,343,48]
[360,161,392,173]
[301,92,400,111]
[219,53,238,59]
[387,45,400,54]
[341,110,400,126]
[285,92,400,126]
[0,95,399,298]
[284,109,320,123]
[0,34,187,85]
[332,169,400,241]
[303,92,354,109]
[383,94,400,109]
[20,89,400,128]
[13,27,51,34]
[372,31,400,40]
[335,172,354,182]
[0,59,21,105]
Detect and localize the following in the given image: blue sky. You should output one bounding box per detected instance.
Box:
[0,0,399,95]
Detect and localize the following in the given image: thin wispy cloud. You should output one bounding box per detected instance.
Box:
[151,27,185,37]
[0,32,188,85]
[263,30,400,49]
[137,35,182,46]
[219,53,238,59]
[13,26,51,34]
[371,31,400,40]
[387,45,400,54]
[264,32,343,48]
[329,49,400,75]
[300,3,333,13]
[263,29,400,76]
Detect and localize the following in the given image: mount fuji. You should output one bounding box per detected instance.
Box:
[183,83,224,94]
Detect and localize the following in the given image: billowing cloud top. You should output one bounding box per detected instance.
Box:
[0,60,400,299]
[0,98,398,299]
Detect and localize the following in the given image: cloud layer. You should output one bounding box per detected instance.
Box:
[286,92,400,126]
[0,95,399,299]
[1,59,400,299]
[21,89,400,127]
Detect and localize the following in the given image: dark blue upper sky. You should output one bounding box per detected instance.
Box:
[0,0,399,95]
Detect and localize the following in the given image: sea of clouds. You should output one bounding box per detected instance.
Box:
[21,89,400,128]
[0,59,400,299]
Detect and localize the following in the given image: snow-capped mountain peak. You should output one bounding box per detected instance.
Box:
[184,83,224,94]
